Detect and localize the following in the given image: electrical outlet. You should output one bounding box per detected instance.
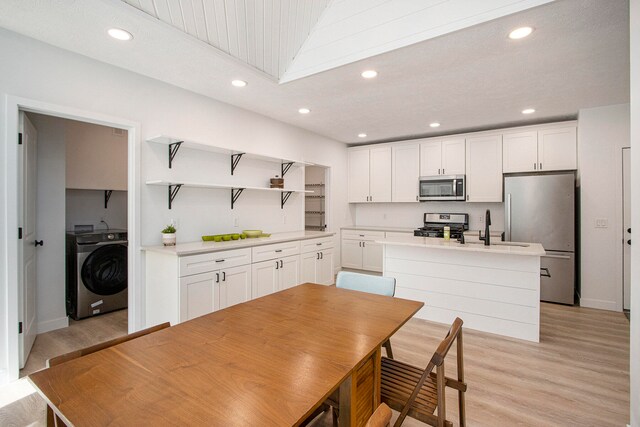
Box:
[479,215,484,224]
[595,218,608,228]
[234,217,239,227]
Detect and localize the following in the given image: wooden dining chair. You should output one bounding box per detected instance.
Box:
[380,317,466,427]
[45,322,170,427]
[336,271,396,358]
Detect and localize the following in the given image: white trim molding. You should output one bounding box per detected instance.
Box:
[579,297,619,312]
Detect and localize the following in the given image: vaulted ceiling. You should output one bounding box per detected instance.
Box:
[0,0,630,143]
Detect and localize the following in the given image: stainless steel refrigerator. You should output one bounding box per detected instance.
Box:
[504,172,576,304]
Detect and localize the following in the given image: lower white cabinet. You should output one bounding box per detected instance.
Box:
[341,230,384,272]
[301,248,335,285]
[178,265,251,321]
[251,255,301,298]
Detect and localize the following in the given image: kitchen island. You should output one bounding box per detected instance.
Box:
[378,235,545,342]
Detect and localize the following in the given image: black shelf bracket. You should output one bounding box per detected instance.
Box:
[104,190,113,209]
[231,153,245,175]
[168,184,182,209]
[231,188,245,209]
[168,141,183,169]
[281,191,293,209]
[281,162,294,177]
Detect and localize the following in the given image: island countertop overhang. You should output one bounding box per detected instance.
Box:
[376,236,546,257]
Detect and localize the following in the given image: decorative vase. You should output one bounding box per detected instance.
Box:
[162,233,176,246]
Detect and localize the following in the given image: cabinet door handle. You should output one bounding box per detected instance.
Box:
[215,259,225,263]
[222,271,226,281]
[275,249,282,253]
[320,252,323,259]
[362,241,366,247]
[280,260,283,268]
[316,242,322,246]
[216,272,220,283]
[276,261,279,269]
[540,163,542,170]
[317,252,320,259]
[443,169,445,175]
[438,168,441,175]
[534,163,537,170]
[466,195,469,201]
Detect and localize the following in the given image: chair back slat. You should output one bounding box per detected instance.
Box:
[431,318,463,366]
[47,322,170,367]
[336,271,396,296]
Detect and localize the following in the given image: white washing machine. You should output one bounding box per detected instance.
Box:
[66,230,128,320]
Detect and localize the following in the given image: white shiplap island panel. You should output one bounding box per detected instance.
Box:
[380,236,545,342]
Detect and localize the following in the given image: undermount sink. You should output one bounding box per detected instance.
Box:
[462,241,530,248]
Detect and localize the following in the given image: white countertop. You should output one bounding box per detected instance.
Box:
[376,235,545,257]
[341,225,415,233]
[143,231,335,256]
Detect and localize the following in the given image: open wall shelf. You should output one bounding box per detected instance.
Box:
[146,180,311,210]
[147,135,314,175]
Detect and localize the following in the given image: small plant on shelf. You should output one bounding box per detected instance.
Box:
[161,224,177,246]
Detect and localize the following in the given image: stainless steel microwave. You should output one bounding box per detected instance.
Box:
[419,175,466,201]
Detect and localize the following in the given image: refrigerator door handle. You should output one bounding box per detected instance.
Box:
[540,267,551,278]
[506,193,512,241]
[543,254,572,260]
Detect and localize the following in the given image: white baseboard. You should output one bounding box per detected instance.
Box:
[579,297,619,312]
[0,369,7,386]
[37,316,69,334]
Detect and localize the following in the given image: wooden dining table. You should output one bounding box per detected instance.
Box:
[29,283,423,426]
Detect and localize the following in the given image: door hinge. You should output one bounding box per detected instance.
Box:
[18,133,22,145]
[18,227,23,239]
[18,322,23,334]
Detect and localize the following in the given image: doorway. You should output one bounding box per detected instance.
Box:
[305,166,330,231]
[3,96,140,384]
[623,147,631,316]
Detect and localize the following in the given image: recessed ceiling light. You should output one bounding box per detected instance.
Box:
[231,80,247,87]
[430,122,441,128]
[361,70,378,79]
[358,133,367,138]
[509,26,533,40]
[298,108,311,114]
[107,28,133,41]
[522,108,536,114]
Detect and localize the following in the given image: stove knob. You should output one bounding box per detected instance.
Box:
[107,234,115,240]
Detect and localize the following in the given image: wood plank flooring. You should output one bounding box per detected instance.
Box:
[0,304,629,426]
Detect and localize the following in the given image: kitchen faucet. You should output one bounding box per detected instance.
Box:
[479,209,491,246]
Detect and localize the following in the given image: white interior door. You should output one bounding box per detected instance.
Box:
[19,112,38,368]
[623,148,631,311]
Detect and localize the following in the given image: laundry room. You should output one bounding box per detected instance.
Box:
[20,112,129,377]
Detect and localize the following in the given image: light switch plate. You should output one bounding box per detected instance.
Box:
[595,218,608,228]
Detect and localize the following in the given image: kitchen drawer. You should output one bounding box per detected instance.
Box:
[179,248,251,277]
[342,230,385,241]
[252,241,301,263]
[301,237,335,254]
[385,231,414,239]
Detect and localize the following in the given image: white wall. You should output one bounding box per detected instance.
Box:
[355,202,505,233]
[66,189,128,231]
[577,104,630,311]
[0,29,350,382]
[28,113,68,335]
[629,0,639,424]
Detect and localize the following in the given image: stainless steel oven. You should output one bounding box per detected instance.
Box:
[419,175,465,201]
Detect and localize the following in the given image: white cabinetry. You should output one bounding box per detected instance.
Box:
[392,144,420,202]
[178,272,217,322]
[251,255,300,298]
[466,134,503,202]
[503,126,577,173]
[420,138,465,177]
[218,265,252,309]
[348,146,392,203]
[300,237,335,285]
[341,230,384,272]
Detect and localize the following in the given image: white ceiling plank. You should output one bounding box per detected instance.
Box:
[212,0,229,52]
[245,0,257,67]
[263,0,274,76]
[190,0,210,42]
[234,0,249,62]
[285,0,297,69]
[166,0,186,32]
[179,0,200,39]
[277,0,289,77]
[138,0,158,15]
[254,0,265,71]
[224,0,239,57]
[295,0,312,60]
[153,0,173,22]
[202,0,220,47]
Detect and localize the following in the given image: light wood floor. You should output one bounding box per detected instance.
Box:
[0,304,629,426]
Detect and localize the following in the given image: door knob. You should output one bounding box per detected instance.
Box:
[34,240,43,247]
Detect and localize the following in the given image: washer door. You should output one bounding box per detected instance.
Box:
[81,244,128,296]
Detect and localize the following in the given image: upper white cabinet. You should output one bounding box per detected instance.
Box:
[538,126,577,171]
[503,126,577,173]
[466,134,503,203]
[420,138,465,177]
[348,147,391,203]
[392,143,420,202]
